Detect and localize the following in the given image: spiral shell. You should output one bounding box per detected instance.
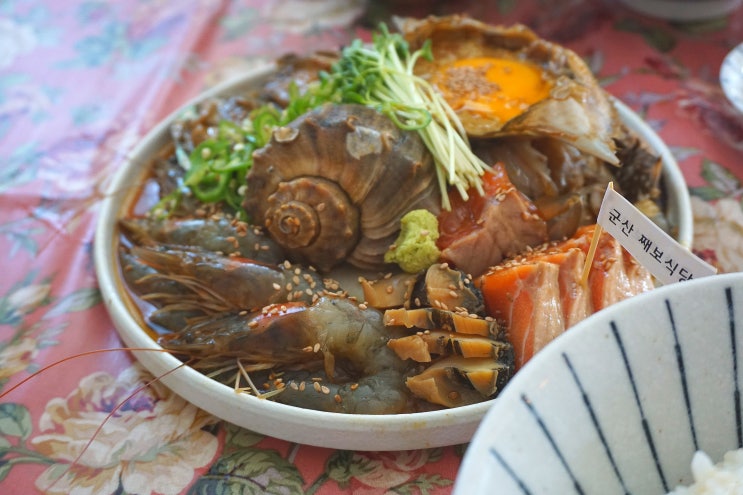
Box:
[244,104,441,272]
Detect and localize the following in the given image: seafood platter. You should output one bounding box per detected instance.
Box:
[94,16,692,450]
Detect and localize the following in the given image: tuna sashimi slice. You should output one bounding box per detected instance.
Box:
[437,163,548,278]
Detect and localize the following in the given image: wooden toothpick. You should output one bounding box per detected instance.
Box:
[580,182,614,286]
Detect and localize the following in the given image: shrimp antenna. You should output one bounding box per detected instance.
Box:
[42,358,194,492]
[0,347,174,400]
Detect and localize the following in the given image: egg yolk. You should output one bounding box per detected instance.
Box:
[432,57,553,124]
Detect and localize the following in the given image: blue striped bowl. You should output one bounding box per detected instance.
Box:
[454,272,743,494]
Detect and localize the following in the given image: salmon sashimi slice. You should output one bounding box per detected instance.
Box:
[559,225,655,311]
[517,247,592,328]
[478,260,564,370]
[478,224,654,368]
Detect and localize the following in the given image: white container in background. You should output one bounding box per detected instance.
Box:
[619,0,742,21]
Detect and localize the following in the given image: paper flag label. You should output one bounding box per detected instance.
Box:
[596,186,716,285]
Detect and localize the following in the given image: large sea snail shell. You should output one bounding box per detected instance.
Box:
[244,104,441,272]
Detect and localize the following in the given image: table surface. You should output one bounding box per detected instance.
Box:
[1,1,742,493]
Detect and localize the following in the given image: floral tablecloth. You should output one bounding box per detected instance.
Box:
[1,0,742,493]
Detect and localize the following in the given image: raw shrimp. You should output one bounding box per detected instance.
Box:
[119,245,326,314]
[159,296,415,414]
[119,217,285,265]
[119,248,206,331]
[274,368,413,414]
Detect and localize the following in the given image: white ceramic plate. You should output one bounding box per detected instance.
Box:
[721,42,743,114]
[94,66,692,451]
[453,272,743,494]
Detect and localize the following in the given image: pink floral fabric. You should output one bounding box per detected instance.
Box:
[1,0,741,493]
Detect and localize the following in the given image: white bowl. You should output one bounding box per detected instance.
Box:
[454,272,742,494]
[93,66,693,451]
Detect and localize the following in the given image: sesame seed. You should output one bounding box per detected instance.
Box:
[321,385,330,394]
[313,343,320,353]
[272,283,281,291]
[350,383,359,391]
[313,382,322,392]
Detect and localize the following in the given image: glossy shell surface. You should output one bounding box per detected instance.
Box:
[245,103,441,271]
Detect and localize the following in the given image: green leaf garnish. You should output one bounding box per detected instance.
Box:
[159,23,487,217]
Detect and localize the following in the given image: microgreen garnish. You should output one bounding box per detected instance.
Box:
[331,24,488,209]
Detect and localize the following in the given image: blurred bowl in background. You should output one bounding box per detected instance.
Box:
[619,0,742,21]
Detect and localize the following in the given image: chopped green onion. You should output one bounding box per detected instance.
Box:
[156,23,487,217]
